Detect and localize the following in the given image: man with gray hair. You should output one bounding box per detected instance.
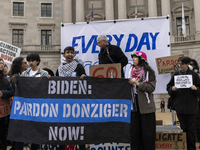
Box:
[97,34,128,78]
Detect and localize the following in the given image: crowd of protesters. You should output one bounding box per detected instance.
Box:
[0,34,200,150]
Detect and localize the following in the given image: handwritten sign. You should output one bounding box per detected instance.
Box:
[0,40,21,64]
[0,98,10,118]
[174,75,193,88]
[156,54,184,75]
[89,63,121,78]
[156,133,186,149]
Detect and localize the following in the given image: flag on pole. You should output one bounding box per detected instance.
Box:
[135,0,137,18]
[90,2,94,22]
[182,3,186,37]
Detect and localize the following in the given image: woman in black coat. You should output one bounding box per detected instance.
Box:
[0,58,14,150]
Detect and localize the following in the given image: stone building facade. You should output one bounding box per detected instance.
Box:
[1,0,200,108]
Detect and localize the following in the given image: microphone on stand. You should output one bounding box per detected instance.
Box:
[105,44,115,63]
[105,44,109,54]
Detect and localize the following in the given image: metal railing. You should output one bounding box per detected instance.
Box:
[174,35,195,42]
[16,45,60,52]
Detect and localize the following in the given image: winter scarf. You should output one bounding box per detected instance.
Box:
[58,59,78,77]
[131,66,150,103]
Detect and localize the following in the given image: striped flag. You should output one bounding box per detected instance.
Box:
[90,2,94,22]
[182,3,186,37]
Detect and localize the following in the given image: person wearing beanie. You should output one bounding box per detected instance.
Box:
[127,51,156,150]
[0,58,14,150]
[167,56,200,150]
[97,34,128,78]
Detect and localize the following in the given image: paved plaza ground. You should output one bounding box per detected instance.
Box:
[156,108,174,125]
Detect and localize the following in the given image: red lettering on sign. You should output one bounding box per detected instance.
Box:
[1,54,13,62]
[0,106,9,117]
[166,60,170,66]
[92,67,104,78]
[155,143,172,148]
[157,58,162,67]
[162,61,166,66]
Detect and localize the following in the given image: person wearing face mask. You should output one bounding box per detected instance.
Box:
[190,59,199,73]
[126,51,156,150]
[0,58,14,150]
[167,56,200,150]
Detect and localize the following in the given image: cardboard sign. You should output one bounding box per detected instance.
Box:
[0,40,21,64]
[156,133,186,149]
[174,75,193,88]
[90,143,130,150]
[155,142,186,149]
[89,63,121,78]
[156,54,184,75]
[0,98,10,118]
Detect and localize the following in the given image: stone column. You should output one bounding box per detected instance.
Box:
[105,0,114,20]
[161,0,170,16]
[148,0,157,17]
[194,0,200,40]
[63,0,72,23]
[76,0,85,22]
[118,0,127,19]
[161,0,172,34]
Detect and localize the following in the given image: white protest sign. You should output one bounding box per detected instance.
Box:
[174,75,193,88]
[90,143,130,150]
[61,17,171,93]
[0,40,21,64]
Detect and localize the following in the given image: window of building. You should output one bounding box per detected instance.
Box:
[176,16,190,36]
[13,2,24,16]
[41,3,52,17]
[12,29,23,45]
[41,30,52,45]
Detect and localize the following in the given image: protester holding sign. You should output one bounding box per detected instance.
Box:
[56,46,86,150]
[10,57,28,108]
[12,53,49,150]
[167,56,200,150]
[9,57,28,150]
[126,51,156,150]
[0,58,14,150]
[97,34,128,78]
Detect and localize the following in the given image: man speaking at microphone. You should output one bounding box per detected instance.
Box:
[97,34,128,78]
